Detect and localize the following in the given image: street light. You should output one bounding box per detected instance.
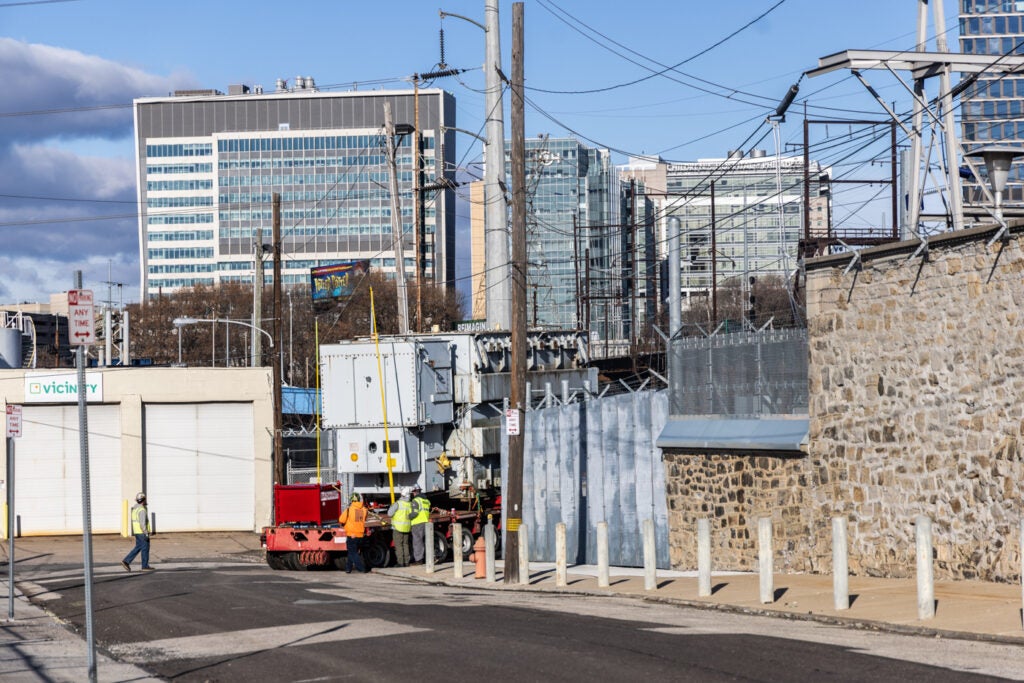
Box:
[966,145,1024,245]
[172,317,273,367]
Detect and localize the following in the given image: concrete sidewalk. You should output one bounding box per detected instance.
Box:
[0,532,1022,682]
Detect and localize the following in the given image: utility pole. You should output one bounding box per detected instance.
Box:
[505,0,525,585]
[272,193,284,484]
[253,227,264,368]
[384,100,411,335]
[414,77,424,332]
[485,0,510,329]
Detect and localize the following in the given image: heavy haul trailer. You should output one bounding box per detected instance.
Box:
[263,330,594,571]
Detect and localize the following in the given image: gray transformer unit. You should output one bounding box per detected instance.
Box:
[319,330,596,499]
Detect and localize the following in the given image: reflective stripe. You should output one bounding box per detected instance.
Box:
[391,500,413,532]
[411,496,430,525]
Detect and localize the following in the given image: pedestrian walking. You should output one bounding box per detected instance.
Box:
[122,492,154,572]
[387,487,414,567]
[410,485,431,564]
[339,492,369,573]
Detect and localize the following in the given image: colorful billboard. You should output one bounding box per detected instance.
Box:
[310,260,370,303]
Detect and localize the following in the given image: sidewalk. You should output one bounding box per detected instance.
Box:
[0,532,1022,682]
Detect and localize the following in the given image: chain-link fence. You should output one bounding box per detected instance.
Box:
[668,328,807,416]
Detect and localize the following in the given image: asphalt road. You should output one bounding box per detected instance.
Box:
[22,561,1024,682]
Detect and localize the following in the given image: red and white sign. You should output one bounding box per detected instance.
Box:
[67,289,95,346]
[505,408,520,436]
[5,405,22,438]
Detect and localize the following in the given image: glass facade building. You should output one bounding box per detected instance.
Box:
[134,84,456,297]
[959,0,1024,205]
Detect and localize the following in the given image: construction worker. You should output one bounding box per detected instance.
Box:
[410,485,431,564]
[121,492,154,572]
[339,492,369,573]
[387,487,414,567]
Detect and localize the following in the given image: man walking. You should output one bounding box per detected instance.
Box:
[410,485,432,564]
[122,492,153,572]
[387,487,414,567]
[339,492,369,573]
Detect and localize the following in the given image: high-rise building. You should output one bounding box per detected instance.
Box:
[959,1,1024,206]
[133,81,456,297]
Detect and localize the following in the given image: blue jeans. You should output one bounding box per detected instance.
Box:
[124,534,150,568]
[346,536,366,572]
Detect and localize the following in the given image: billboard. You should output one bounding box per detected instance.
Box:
[310,260,369,304]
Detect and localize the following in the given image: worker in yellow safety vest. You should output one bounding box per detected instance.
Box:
[387,487,414,567]
[410,485,432,564]
[121,492,154,572]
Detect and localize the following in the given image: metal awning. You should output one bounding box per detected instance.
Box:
[656,415,808,455]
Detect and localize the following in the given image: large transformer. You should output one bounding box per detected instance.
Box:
[320,330,596,499]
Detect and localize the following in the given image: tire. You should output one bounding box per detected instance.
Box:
[433,532,451,564]
[457,528,475,558]
[266,552,287,570]
[284,552,303,571]
[366,540,392,568]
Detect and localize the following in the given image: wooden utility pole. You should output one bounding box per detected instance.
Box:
[272,193,284,484]
[383,101,411,335]
[505,1,526,585]
[253,227,263,367]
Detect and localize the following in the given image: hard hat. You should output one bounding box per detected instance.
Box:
[412,485,422,493]
[350,493,361,503]
[400,486,412,498]
[135,492,146,504]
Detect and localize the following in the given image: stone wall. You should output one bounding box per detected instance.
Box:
[664,225,1024,582]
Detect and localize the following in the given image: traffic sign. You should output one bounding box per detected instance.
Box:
[5,405,22,438]
[67,289,95,346]
[505,407,520,436]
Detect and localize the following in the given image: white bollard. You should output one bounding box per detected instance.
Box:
[485,520,496,582]
[916,515,934,620]
[597,522,610,588]
[452,522,464,580]
[832,516,849,610]
[697,518,712,598]
[555,522,567,587]
[758,517,774,604]
[1020,519,1024,630]
[518,523,530,586]
[425,522,435,574]
[643,518,657,591]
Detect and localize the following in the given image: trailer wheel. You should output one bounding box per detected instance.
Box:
[266,552,287,570]
[458,528,475,558]
[284,552,304,571]
[433,533,451,564]
[366,540,392,568]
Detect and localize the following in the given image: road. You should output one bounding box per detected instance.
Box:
[20,560,1024,682]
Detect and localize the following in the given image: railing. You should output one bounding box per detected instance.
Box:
[2,312,36,368]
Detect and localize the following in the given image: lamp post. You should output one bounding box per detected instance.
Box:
[172,317,274,367]
[966,146,1024,244]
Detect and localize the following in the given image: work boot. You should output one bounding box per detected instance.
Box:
[121,561,131,572]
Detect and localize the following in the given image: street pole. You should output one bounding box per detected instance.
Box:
[383,100,411,335]
[505,1,525,585]
[6,431,14,620]
[485,0,510,329]
[272,194,285,485]
[414,77,424,333]
[253,227,264,368]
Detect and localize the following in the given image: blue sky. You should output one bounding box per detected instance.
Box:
[0,0,953,304]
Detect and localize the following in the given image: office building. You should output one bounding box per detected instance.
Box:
[134,80,456,297]
[959,0,1024,206]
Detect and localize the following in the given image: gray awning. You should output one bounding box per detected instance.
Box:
[657,415,808,455]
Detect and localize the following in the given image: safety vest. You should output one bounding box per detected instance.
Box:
[411,496,430,525]
[340,502,367,538]
[391,499,413,533]
[131,504,149,536]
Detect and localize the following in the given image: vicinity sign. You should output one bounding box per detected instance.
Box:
[24,372,104,404]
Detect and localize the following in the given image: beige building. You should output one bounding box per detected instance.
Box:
[0,366,273,536]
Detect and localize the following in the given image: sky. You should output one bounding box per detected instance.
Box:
[0,0,952,305]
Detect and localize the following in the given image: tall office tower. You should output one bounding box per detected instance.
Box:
[664,151,826,308]
[134,80,456,297]
[959,1,1024,207]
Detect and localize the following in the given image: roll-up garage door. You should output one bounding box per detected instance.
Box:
[144,403,254,531]
[15,405,123,534]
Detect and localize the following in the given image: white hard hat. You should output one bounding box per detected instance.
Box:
[400,486,412,498]
[135,492,146,504]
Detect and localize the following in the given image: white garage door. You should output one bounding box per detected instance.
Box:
[15,405,123,534]
[144,403,254,531]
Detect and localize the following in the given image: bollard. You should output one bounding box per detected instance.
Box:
[643,519,657,591]
[758,517,773,604]
[425,522,435,574]
[697,518,712,598]
[452,522,464,580]
[832,516,849,610]
[916,515,935,620]
[597,522,610,588]
[518,523,530,586]
[555,522,567,587]
[484,520,496,582]
[1020,519,1024,630]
